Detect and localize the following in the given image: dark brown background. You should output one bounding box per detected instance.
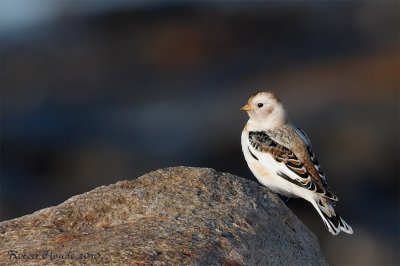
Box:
[1,1,398,265]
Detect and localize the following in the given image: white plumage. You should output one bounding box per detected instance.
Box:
[241,91,353,235]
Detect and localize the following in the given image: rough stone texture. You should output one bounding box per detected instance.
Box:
[0,167,328,265]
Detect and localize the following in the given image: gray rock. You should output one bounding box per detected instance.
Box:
[0,167,328,265]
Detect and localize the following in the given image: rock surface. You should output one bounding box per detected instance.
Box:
[0,167,328,265]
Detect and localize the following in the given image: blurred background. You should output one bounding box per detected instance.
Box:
[1,1,398,265]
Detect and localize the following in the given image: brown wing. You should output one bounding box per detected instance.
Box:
[293,126,331,189]
[248,131,337,201]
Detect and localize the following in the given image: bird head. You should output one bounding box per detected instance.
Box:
[241,91,288,129]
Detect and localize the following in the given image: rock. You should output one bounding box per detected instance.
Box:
[0,167,328,265]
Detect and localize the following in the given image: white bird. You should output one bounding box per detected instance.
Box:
[241,91,353,235]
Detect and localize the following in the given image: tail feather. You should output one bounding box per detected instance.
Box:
[310,198,353,235]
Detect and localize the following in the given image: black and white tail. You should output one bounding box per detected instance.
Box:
[311,197,353,235]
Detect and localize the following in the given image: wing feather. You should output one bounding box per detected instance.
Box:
[248,130,337,201]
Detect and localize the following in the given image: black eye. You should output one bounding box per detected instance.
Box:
[257,103,264,108]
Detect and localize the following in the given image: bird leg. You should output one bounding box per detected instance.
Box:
[278,194,291,205]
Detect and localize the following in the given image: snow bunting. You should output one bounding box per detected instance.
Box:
[241,91,353,235]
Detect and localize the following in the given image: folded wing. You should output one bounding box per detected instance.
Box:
[248,130,337,201]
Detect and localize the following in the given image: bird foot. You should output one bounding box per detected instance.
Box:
[278,194,291,205]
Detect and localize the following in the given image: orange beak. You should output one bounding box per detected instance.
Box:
[240,104,252,112]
